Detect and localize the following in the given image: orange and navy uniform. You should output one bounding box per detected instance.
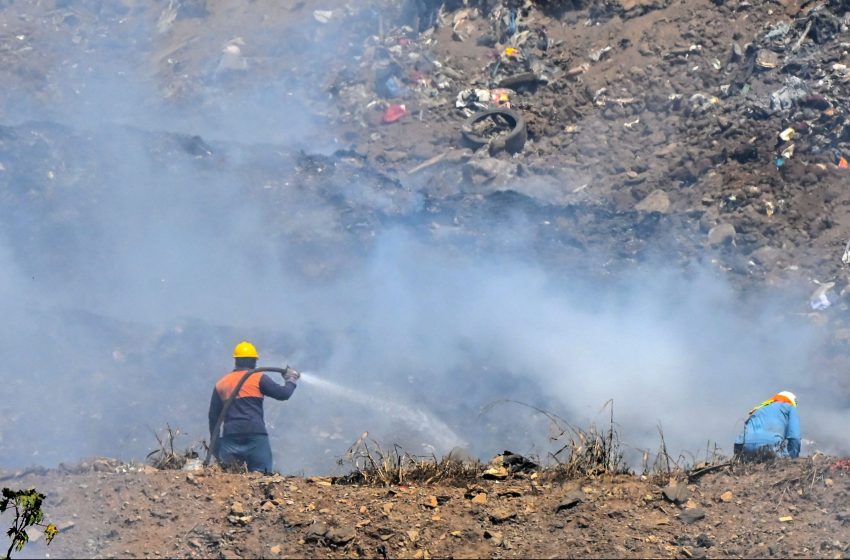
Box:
[208,369,296,437]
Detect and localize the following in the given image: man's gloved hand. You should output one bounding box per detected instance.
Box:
[283,366,301,384]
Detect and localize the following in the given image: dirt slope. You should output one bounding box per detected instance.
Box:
[6,457,850,559]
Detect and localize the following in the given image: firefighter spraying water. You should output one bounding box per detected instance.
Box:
[206,341,301,473]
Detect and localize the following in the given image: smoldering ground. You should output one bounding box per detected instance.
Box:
[0,130,841,473]
[0,1,846,474]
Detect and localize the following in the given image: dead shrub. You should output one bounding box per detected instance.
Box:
[481,399,629,481]
[146,424,204,470]
[334,432,482,487]
[646,426,731,485]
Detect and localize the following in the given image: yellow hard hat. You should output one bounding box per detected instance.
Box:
[232,341,258,359]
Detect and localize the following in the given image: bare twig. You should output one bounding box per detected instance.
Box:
[792,19,813,53]
[181,522,200,541]
[407,150,450,174]
[687,461,733,481]
[657,424,672,477]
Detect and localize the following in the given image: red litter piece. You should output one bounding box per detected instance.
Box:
[382,104,408,123]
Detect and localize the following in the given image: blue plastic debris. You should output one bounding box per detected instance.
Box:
[384,76,410,98]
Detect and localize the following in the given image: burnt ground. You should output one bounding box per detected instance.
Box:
[4,0,850,557]
[6,456,850,559]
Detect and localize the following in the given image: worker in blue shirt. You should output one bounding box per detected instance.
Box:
[734,391,801,459]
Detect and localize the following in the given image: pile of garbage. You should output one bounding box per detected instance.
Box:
[324,22,462,128]
[735,7,850,171]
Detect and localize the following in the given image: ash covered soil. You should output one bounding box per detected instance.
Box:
[7,457,850,559]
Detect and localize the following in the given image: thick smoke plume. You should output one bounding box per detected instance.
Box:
[0,1,844,475]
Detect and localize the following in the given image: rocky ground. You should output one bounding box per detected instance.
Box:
[6,455,850,559]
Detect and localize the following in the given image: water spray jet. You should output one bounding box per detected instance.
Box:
[299,371,466,452]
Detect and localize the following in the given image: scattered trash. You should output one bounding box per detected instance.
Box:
[839,157,849,169]
[498,72,546,90]
[566,63,590,76]
[456,88,492,110]
[593,88,638,107]
[383,76,410,99]
[498,451,537,473]
[589,46,612,62]
[769,77,810,112]
[482,465,509,480]
[755,49,780,69]
[381,104,408,123]
[833,459,850,471]
[779,516,793,523]
[313,10,333,24]
[182,458,203,471]
[688,93,719,114]
[456,88,515,110]
[764,201,776,217]
[764,22,791,40]
[809,282,838,311]
[779,128,795,142]
[216,39,247,72]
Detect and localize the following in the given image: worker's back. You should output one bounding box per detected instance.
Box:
[208,341,300,473]
[214,370,268,436]
[735,400,801,457]
[741,402,794,443]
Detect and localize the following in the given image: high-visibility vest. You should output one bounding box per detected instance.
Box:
[749,393,796,416]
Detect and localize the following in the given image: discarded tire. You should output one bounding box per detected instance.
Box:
[461,108,527,154]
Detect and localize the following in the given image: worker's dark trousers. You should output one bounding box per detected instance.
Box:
[218,434,273,473]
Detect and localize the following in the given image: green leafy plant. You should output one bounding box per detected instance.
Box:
[1,488,57,559]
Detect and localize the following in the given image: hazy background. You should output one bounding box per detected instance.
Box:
[0,0,844,474]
